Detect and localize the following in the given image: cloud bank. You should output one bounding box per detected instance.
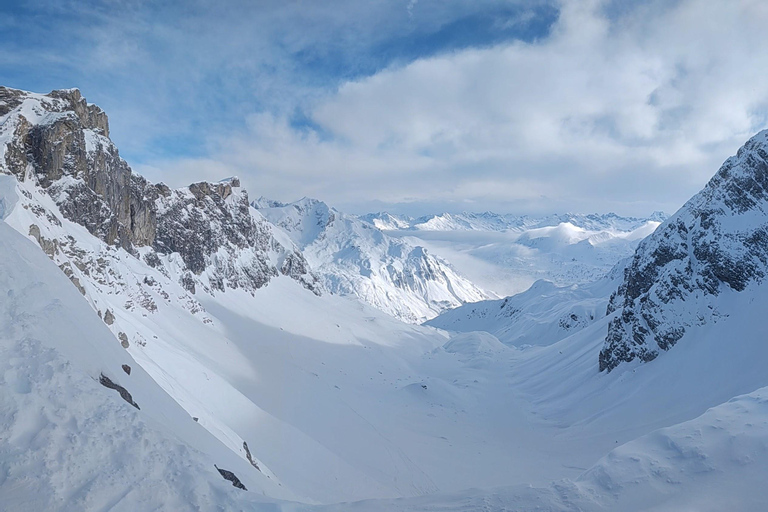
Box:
[4,0,768,216]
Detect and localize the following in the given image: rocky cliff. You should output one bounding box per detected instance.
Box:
[599,130,768,372]
[0,86,319,296]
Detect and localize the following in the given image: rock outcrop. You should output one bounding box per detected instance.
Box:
[0,86,320,296]
[600,130,768,372]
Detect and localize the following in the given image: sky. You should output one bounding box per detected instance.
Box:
[2,0,768,217]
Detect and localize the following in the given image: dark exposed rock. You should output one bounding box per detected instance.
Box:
[242,441,261,472]
[600,130,768,372]
[28,224,58,258]
[214,465,247,491]
[118,332,129,349]
[122,364,131,375]
[0,86,27,117]
[0,87,321,296]
[99,373,139,409]
[103,309,115,325]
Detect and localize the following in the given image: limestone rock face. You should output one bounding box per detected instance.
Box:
[0,86,320,296]
[600,130,768,372]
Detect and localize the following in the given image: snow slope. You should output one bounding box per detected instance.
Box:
[256,197,489,323]
[0,220,294,511]
[292,385,768,512]
[426,260,626,347]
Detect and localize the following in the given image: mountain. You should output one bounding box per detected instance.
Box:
[362,210,667,233]
[600,129,768,372]
[255,197,489,323]
[0,86,326,496]
[0,86,319,298]
[0,217,295,510]
[426,260,627,347]
[364,210,664,297]
[5,85,768,511]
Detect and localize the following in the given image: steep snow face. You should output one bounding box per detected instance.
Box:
[0,174,298,486]
[0,221,295,511]
[367,211,664,297]
[0,86,319,297]
[256,198,489,323]
[600,130,768,372]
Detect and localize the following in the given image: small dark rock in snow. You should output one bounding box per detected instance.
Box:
[99,373,139,409]
[118,331,129,348]
[214,465,247,490]
[121,364,131,375]
[243,441,261,472]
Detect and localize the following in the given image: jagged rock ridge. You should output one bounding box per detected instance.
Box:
[0,86,319,296]
[600,130,768,372]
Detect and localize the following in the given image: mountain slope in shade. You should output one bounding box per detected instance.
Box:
[256,197,489,323]
[296,385,768,512]
[600,129,768,371]
[0,221,295,511]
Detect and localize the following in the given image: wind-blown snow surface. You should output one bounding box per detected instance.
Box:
[364,211,664,297]
[255,197,489,323]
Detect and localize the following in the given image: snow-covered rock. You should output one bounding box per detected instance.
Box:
[0,86,319,297]
[256,197,489,323]
[600,129,768,372]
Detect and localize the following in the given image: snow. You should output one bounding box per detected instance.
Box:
[257,197,489,323]
[373,213,663,297]
[3,87,768,511]
[0,221,295,511]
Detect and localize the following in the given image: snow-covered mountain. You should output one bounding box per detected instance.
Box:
[426,259,627,348]
[0,86,319,299]
[362,210,667,233]
[600,129,768,372]
[369,211,664,297]
[5,85,768,511]
[255,197,489,323]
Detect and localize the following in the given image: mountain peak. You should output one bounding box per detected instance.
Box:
[599,130,768,372]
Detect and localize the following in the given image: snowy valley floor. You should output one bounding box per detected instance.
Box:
[3,213,768,510]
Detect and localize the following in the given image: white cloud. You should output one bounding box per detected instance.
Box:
[146,0,768,216]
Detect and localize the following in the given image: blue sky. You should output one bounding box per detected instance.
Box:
[2,0,768,216]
